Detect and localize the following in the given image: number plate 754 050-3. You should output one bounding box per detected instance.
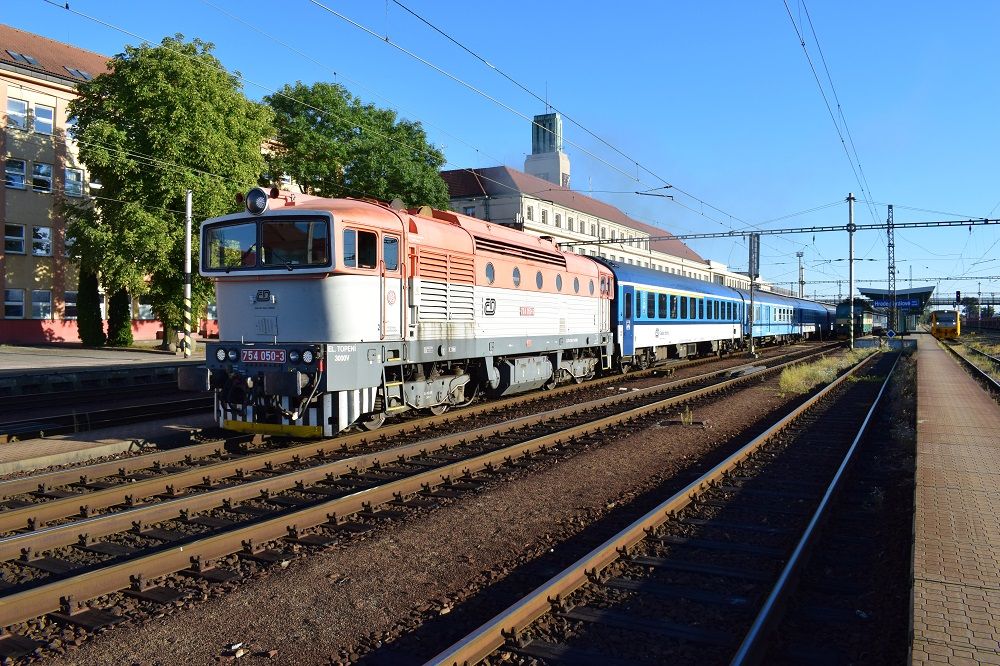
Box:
[240,349,286,363]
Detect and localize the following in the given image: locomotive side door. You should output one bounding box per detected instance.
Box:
[381,234,403,339]
[622,284,635,356]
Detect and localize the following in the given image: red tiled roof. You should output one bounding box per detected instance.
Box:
[0,23,110,84]
[442,166,705,263]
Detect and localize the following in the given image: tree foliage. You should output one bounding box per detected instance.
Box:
[266,82,449,209]
[65,35,273,336]
[76,269,106,347]
[107,289,133,347]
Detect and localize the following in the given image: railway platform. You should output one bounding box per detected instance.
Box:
[912,333,1000,664]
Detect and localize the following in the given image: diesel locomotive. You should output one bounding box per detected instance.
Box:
[179,188,834,437]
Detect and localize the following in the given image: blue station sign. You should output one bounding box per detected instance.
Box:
[871,298,922,309]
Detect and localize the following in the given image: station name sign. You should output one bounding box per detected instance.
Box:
[871,299,922,308]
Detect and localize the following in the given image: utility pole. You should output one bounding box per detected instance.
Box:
[796,251,805,298]
[748,233,760,357]
[887,204,896,333]
[848,192,856,350]
[183,189,193,358]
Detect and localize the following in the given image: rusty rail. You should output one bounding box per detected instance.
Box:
[0,346,832,629]
[426,350,885,666]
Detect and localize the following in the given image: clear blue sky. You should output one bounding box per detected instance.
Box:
[7,0,1000,301]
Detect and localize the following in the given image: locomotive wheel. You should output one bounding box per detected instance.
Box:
[428,404,449,416]
[360,412,386,431]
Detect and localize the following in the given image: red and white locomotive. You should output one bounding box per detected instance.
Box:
[180,188,614,436]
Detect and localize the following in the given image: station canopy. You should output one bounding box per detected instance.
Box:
[857,286,935,312]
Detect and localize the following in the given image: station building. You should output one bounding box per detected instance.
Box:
[443,113,754,291]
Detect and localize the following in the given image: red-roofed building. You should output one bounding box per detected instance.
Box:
[443,165,751,288]
[442,112,752,290]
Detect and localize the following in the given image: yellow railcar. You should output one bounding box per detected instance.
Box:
[930,309,961,340]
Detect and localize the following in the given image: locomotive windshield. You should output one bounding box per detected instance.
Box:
[204,216,330,272]
[935,312,956,326]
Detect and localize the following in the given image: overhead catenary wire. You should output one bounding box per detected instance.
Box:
[782,0,880,227]
[308,0,811,255]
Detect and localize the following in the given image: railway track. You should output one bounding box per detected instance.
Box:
[0,394,215,443]
[942,339,1000,394]
[0,344,839,654]
[427,350,898,666]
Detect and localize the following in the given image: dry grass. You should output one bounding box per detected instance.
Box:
[779,349,877,395]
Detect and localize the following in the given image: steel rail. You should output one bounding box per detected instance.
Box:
[0,437,249,500]
[0,347,829,628]
[730,353,900,664]
[0,348,829,561]
[0,344,769,499]
[0,396,214,441]
[943,341,1000,394]
[0,346,831,535]
[426,351,882,666]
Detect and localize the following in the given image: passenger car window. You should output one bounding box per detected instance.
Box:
[670,295,678,319]
[647,292,655,318]
[625,292,632,319]
[681,296,688,319]
[658,294,667,319]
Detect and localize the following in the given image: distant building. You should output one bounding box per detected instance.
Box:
[524,112,570,188]
[443,112,752,289]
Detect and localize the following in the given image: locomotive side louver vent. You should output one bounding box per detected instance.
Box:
[472,236,567,268]
[417,251,475,321]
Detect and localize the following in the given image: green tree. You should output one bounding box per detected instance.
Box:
[75,269,106,347]
[106,289,133,347]
[266,82,449,208]
[65,35,273,346]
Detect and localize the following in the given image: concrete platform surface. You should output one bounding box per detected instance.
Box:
[913,334,1000,665]
[0,413,216,475]
[0,344,204,375]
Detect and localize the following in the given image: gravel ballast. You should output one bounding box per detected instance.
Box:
[40,358,832,666]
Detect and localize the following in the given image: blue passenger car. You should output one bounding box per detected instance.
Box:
[599,260,834,369]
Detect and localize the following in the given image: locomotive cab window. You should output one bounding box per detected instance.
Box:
[205,221,257,270]
[383,235,399,271]
[343,229,377,269]
[262,219,329,267]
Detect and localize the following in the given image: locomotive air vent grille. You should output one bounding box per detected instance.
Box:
[417,251,475,322]
[472,236,567,268]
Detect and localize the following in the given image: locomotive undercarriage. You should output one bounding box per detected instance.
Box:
[359,347,603,430]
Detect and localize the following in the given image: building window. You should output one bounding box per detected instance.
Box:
[32,290,52,319]
[526,206,534,221]
[4,224,25,254]
[610,229,617,240]
[65,168,84,197]
[32,162,53,193]
[34,104,54,135]
[4,289,24,318]
[555,213,561,228]
[5,159,26,189]
[6,98,28,130]
[568,217,574,231]
[541,210,548,224]
[137,299,155,320]
[462,205,475,217]
[32,226,52,256]
[600,227,607,239]
[63,291,78,319]
[590,224,597,236]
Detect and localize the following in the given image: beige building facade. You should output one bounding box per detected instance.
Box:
[1,24,111,342]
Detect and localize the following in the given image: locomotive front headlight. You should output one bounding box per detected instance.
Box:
[302,349,314,364]
[215,348,227,362]
[227,349,239,361]
[246,187,269,215]
[288,350,301,363]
